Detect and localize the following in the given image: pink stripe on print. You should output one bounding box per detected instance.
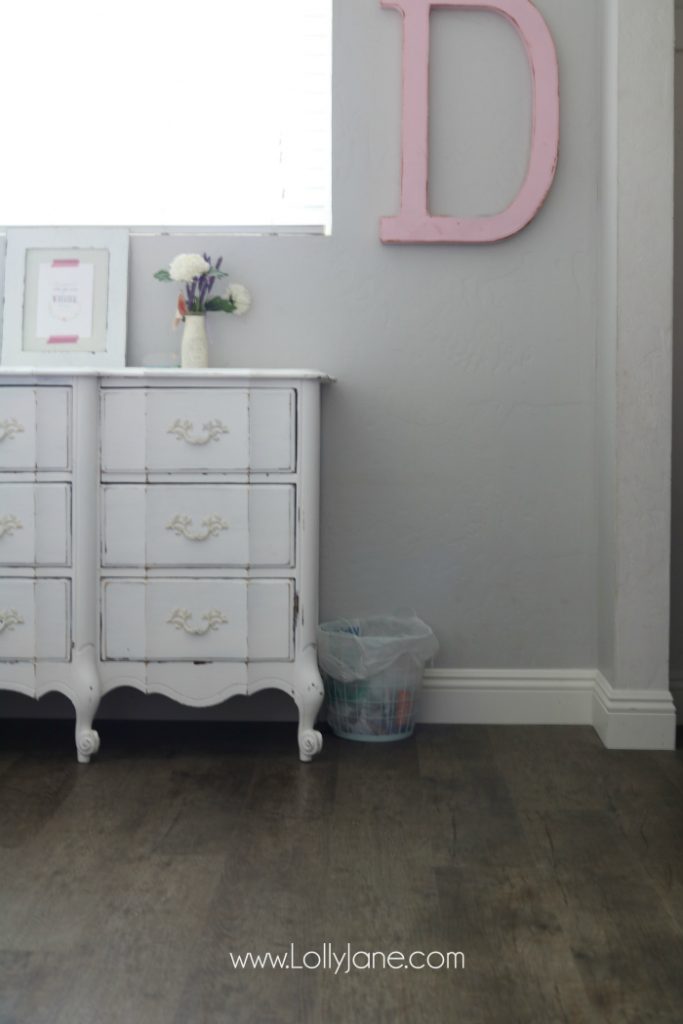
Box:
[47,336,79,344]
[52,259,80,267]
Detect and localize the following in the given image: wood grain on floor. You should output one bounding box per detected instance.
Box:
[0,720,681,1024]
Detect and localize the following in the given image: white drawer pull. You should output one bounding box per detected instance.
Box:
[167,608,228,636]
[166,514,229,542]
[167,419,229,446]
[0,418,24,443]
[0,515,23,539]
[0,609,24,634]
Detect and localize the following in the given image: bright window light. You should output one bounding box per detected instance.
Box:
[0,0,332,231]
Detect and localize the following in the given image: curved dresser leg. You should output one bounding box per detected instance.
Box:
[294,650,325,762]
[71,646,101,764]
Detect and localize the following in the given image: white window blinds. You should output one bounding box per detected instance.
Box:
[0,0,332,231]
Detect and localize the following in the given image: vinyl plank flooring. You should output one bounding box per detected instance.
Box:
[27,758,186,860]
[649,744,683,796]
[0,721,681,1024]
[416,722,496,776]
[564,874,683,1024]
[173,816,331,1024]
[488,726,617,814]
[596,800,683,932]
[53,854,226,1024]
[154,759,257,856]
[315,737,478,1024]
[0,752,78,848]
[246,752,337,823]
[522,809,683,1023]
[0,842,131,953]
[419,747,533,869]
[0,760,195,952]
[0,951,75,1024]
[316,828,464,1023]
[436,862,602,1024]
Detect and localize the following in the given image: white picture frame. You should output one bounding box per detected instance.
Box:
[1,227,129,368]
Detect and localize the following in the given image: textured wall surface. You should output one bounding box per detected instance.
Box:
[671,11,683,677]
[598,0,673,694]
[609,0,673,692]
[597,0,618,686]
[0,0,602,676]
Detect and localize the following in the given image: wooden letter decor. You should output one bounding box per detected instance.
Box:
[380,0,559,243]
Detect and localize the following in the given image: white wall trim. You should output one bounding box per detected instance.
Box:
[419,669,596,726]
[592,672,676,750]
[1,667,677,750]
[669,672,683,720]
[420,668,677,750]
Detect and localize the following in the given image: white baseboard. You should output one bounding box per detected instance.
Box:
[419,669,596,725]
[1,668,677,750]
[592,672,677,750]
[420,669,677,750]
[669,672,683,722]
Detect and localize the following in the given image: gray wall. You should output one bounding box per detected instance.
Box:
[599,0,673,696]
[1,0,603,707]
[671,15,683,677]
[597,0,618,685]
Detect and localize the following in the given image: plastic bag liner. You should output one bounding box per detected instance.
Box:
[317,613,438,684]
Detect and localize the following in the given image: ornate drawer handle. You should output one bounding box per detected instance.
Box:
[167,608,228,636]
[0,515,23,539]
[0,418,24,443]
[0,609,24,634]
[167,419,229,446]
[166,514,229,542]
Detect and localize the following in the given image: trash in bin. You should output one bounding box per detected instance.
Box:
[317,613,438,742]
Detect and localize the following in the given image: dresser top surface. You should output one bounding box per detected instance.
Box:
[0,367,334,382]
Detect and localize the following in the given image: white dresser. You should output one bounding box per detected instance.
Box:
[0,369,332,762]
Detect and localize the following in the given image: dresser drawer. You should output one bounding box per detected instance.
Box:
[0,483,71,566]
[102,578,293,662]
[0,387,70,471]
[0,579,70,661]
[101,388,296,474]
[102,484,294,568]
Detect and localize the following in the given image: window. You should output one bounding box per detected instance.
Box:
[0,0,332,233]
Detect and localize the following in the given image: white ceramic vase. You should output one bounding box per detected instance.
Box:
[181,314,209,369]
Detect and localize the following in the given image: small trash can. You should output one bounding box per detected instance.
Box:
[317,614,438,742]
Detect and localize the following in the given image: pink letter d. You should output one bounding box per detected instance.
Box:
[380,0,560,244]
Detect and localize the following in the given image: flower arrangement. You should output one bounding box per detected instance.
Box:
[154,252,251,327]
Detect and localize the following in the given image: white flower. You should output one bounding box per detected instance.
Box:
[169,253,210,283]
[227,282,251,316]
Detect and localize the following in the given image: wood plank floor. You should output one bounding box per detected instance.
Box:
[0,721,682,1024]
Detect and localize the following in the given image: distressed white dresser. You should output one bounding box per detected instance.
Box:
[0,369,331,762]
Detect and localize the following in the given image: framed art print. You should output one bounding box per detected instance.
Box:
[1,228,129,368]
